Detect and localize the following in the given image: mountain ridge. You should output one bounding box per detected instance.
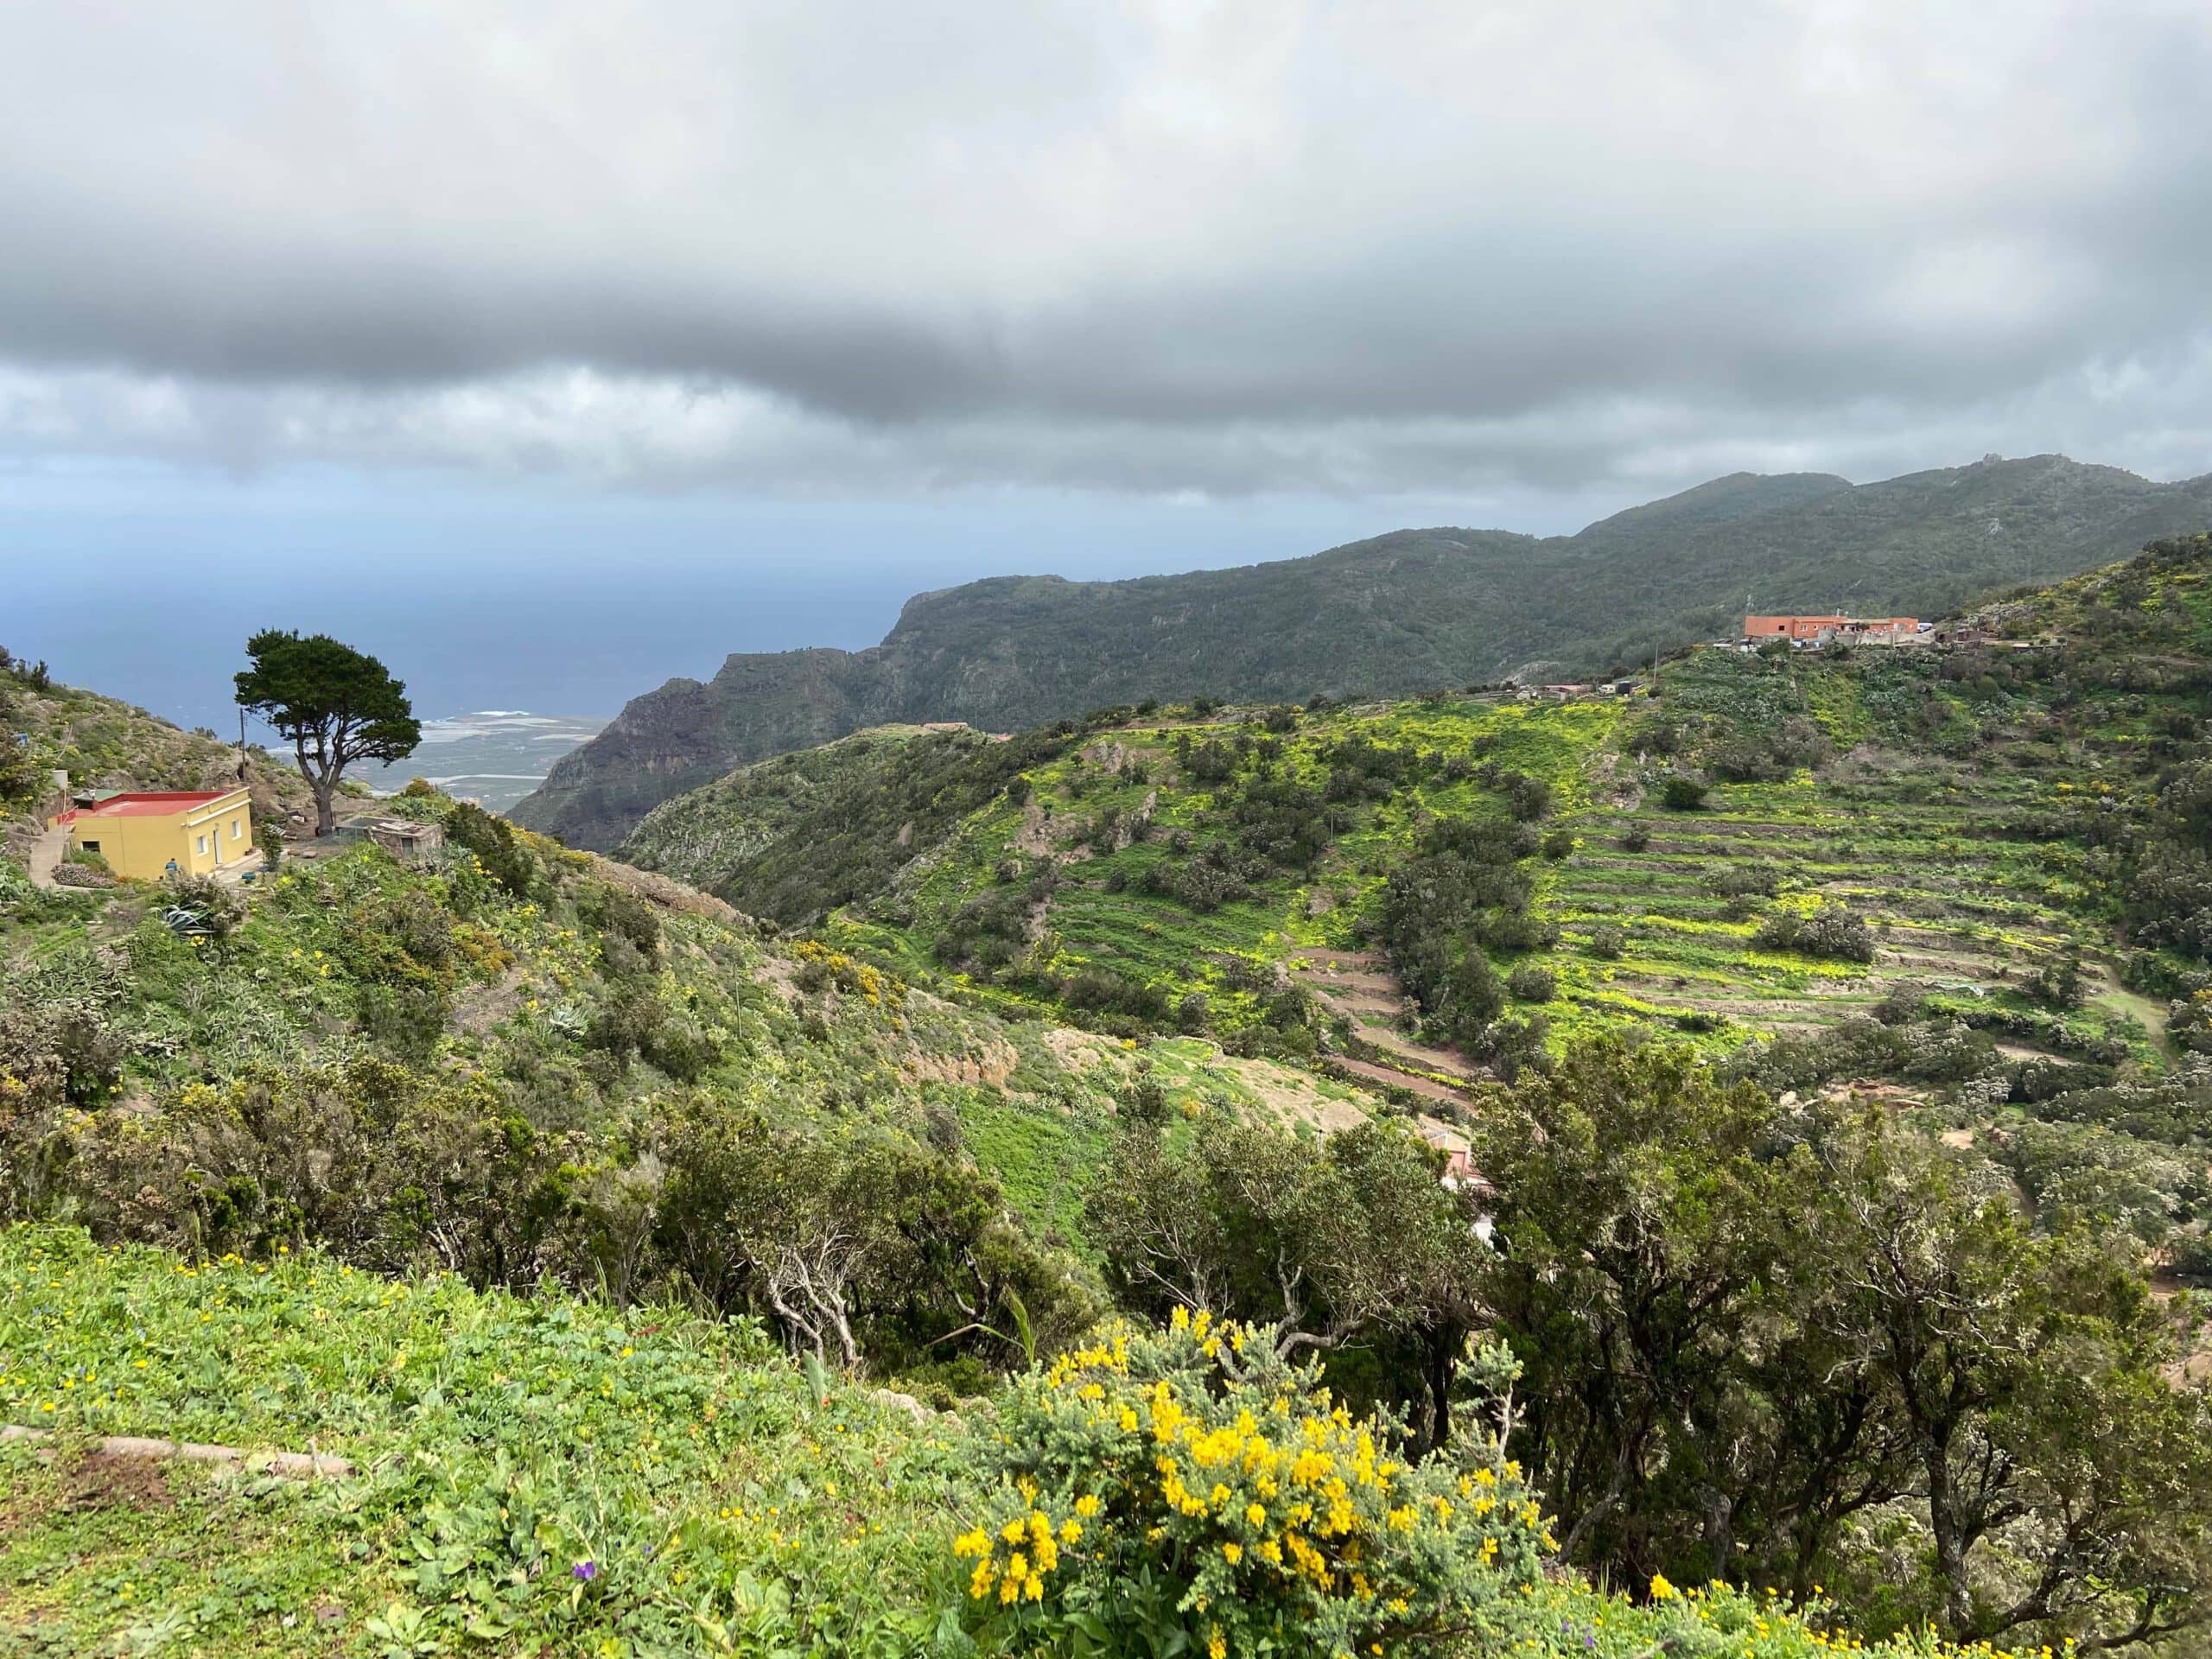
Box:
[515,454,2212,849]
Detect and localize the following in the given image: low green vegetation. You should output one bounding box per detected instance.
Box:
[10,546,2212,1656]
[621,724,1075,923]
[7,1220,2186,1657]
[607,536,2212,1281]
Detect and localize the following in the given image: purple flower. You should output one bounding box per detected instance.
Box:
[573,1560,598,1581]
[1583,1634,1597,1649]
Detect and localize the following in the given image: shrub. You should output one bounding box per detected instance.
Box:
[1703,860,1783,899]
[2026,951,2085,1010]
[1618,823,1650,852]
[1506,963,1556,1002]
[1586,923,1625,959]
[1753,906,1875,964]
[48,860,117,890]
[1872,982,1931,1026]
[1122,1065,1169,1127]
[158,871,245,939]
[1660,775,1708,811]
[581,881,663,970]
[447,801,537,899]
[1502,772,1554,822]
[954,1313,1545,1658]
[1539,828,1575,861]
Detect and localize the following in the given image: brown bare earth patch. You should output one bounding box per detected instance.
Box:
[453,962,529,1033]
[1045,1028,1124,1073]
[1209,1052,1371,1135]
[1356,1031,1479,1080]
[588,855,747,925]
[1293,950,1480,1084]
[1014,800,1056,857]
[66,1449,172,1512]
[905,1037,1020,1089]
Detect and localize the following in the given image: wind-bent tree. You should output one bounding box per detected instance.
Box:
[235,631,420,837]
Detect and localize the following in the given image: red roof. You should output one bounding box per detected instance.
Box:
[54,790,241,823]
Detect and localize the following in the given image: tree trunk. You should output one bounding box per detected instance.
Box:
[1423,1330,1457,1453]
[293,733,338,838]
[1925,1429,1975,1636]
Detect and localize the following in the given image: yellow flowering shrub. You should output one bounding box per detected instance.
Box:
[955,1310,1548,1656]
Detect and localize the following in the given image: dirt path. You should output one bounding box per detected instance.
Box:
[25,823,66,890]
[1328,1055,1470,1105]
[1294,949,1481,1084]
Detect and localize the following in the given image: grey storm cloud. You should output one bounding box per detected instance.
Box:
[1,0,2209,497]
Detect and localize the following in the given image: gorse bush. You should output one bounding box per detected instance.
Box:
[956,1310,1548,1658]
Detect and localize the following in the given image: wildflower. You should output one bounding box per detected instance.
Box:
[1651,1573,1678,1600]
[1223,1542,1243,1564]
[572,1560,597,1581]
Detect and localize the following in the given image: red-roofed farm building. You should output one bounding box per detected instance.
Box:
[50,789,254,881]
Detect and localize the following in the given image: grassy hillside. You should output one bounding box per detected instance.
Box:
[0,1224,2131,1659]
[517,454,2212,849]
[0,697,1437,1382]
[0,656,313,830]
[620,723,1072,924]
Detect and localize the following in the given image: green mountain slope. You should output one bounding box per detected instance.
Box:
[516,454,2212,849]
[622,534,2212,1262]
[0,682,1419,1365]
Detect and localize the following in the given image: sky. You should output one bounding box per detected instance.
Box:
[4,1,2211,722]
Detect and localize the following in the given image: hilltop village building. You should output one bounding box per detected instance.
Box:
[1744,613,1926,646]
[49,787,254,881]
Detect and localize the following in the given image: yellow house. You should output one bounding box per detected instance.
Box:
[50,788,255,881]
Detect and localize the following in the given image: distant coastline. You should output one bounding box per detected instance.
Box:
[359,710,607,813]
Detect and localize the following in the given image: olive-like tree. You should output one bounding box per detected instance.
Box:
[235,630,421,836]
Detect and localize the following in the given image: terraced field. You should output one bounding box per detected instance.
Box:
[800,675,2163,1093]
[1540,763,2152,1065]
[830,697,1618,1084]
